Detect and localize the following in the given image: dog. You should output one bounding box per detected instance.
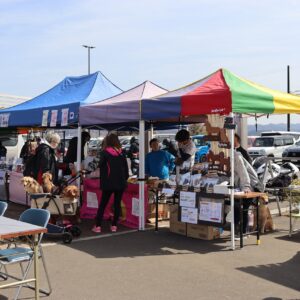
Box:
[61,185,79,199]
[21,176,43,194]
[42,173,56,193]
[253,196,275,233]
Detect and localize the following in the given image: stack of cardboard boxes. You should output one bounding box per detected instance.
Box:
[169,204,220,240]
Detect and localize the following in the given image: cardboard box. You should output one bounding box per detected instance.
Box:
[187,223,220,240]
[148,203,170,220]
[169,205,186,236]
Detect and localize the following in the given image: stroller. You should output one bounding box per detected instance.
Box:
[30,173,83,244]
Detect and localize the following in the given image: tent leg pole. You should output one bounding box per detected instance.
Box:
[139,120,145,231]
[230,113,235,250]
[76,126,82,187]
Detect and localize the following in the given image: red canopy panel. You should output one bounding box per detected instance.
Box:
[181,70,232,116]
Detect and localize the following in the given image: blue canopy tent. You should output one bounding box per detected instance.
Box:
[0,71,122,128]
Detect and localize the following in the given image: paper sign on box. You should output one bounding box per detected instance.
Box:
[199,199,223,223]
[132,197,139,217]
[87,192,98,208]
[181,207,198,224]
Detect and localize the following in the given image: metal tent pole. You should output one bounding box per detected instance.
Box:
[139,120,145,230]
[230,113,236,250]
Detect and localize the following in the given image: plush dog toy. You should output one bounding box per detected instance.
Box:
[61,185,79,199]
[21,176,43,194]
[42,173,55,193]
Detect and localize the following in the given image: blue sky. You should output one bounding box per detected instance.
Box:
[1,0,300,124]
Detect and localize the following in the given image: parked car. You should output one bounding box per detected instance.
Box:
[248,135,295,158]
[192,135,210,163]
[0,133,26,159]
[282,140,300,165]
[248,136,258,148]
[261,131,300,142]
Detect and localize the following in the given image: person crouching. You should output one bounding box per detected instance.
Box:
[92,134,129,233]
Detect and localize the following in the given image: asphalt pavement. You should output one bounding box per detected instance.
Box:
[1,215,300,300]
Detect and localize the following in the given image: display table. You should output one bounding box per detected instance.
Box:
[80,178,148,229]
[9,171,28,205]
[234,192,266,248]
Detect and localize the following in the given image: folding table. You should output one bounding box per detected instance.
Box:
[0,216,47,300]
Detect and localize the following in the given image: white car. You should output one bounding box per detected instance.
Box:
[248,135,295,158]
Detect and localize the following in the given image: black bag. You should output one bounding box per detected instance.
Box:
[23,154,38,178]
[266,174,292,188]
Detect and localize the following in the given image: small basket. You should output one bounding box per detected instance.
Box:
[30,193,78,216]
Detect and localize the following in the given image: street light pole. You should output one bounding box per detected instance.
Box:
[82,45,95,75]
[287,65,290,131]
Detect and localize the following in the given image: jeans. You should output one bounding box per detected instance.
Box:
[95,190,124,227]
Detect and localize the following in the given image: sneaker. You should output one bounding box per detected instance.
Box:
[234,235,248,241]
[92,226,101,233]
[111,226,117,233]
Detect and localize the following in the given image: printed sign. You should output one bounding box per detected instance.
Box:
[50,110,58,127]
[86,192,98,208]
[181,207,198,224]
[179,191,196,208]
[0,114,10,127]
[42,110,49,127]
[162,188,174,197]
[131,197,139,217]
[199,198,223,223]
[61,108,69,126]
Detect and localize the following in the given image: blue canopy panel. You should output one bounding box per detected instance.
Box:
[0,71,121,127]
[141,96,181,121]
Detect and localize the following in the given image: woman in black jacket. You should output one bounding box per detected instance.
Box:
[92,134,129,233]
[35,132,60,185]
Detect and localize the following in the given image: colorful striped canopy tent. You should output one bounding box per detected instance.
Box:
[141,68,300,121]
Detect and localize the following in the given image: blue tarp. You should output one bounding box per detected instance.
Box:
[0,71,122,127]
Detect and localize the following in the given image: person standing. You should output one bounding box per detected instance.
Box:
[175,129,196,170]
[93,134,129,233]
[162,138,178,157]
[233,151,262,239]
[65,132,91,162]
[145,138,175,180]
[0,141,7,158]
[34,132,60,185]
[234,133,252,164]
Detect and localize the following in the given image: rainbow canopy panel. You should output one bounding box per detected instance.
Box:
[141,69,300,121]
